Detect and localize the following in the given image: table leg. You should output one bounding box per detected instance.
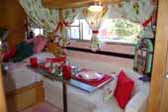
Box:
[63,80,67,112]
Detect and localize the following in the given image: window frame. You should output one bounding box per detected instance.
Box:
[67,19,141,45]
[67,19,137,59]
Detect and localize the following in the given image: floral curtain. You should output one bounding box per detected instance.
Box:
[83,7,108,51]
[19,0,156,49]
[105,4,123,18]
[120,0,156,38]
[121,0,155,24]
[19,0,59,33]
[55,8,79,47]
[104,0,156,38]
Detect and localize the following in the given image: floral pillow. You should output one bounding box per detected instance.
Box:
[2,47,16,62]
[33,35,48,53]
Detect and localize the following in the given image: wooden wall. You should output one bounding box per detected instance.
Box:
[6,81,44,112]
[0,0,26,48]
[148,0,168,112]
[0,63,7,112]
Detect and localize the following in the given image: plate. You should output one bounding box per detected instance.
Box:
[75,70,104,81]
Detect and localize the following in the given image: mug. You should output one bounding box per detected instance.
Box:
[63,65,72,80]
[30,57,38,67]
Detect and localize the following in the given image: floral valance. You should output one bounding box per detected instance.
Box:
[19,0,156,33]
[19,0,59,32]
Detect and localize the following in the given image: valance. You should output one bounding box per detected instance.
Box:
[19,0,59,32]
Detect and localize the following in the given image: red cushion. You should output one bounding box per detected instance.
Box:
[114,70,135,109]
[3,47,16,62]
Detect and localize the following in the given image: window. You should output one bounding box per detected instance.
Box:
[27,18,44,39]
[67,18,142,44]
[26,27,44,40]
[31,28,44,36]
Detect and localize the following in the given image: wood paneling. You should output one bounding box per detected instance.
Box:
[0,63,7,112]
[160,77,168,112]
[0,0,26,47]
[43,0,122,9]
[159,40,168,112]
[148,0,168,112]
[6,81,44,112]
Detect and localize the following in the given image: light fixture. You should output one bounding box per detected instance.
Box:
[88,2,103,12]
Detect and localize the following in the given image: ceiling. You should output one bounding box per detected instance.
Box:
[43,0,123,9]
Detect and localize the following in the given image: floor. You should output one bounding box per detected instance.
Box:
[21,102,62,112]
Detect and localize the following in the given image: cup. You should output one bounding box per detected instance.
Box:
[63,65,72,80]
[30,57,38,67]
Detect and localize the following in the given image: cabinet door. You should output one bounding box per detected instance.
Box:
[160,46,168,112]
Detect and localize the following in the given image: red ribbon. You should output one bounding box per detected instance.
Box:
[143,13,156,27]
[54,21,69,33]
[92,30,99,34]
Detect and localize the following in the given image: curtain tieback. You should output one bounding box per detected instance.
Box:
[63,21,69,27]
[92,30,99,34]
[54,21,69,32]
[143,13,156,27]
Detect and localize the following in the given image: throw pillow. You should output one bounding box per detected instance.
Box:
[114,70,135,109]
[3,47,16,62]
[33,35,48,53]
[13,41,33,62]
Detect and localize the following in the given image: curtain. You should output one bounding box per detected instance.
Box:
[120,0,156,38]
[19,0,59,33]
[104,4,123,18]
[104,0,156,38]
[83,7,108,51]
[19,0,156,48]
[55,8,79,47]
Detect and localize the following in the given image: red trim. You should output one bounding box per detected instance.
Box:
[92,30,99,34]
[46,56,66,63]
[54,21,69,33]
[143,13,156,27]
